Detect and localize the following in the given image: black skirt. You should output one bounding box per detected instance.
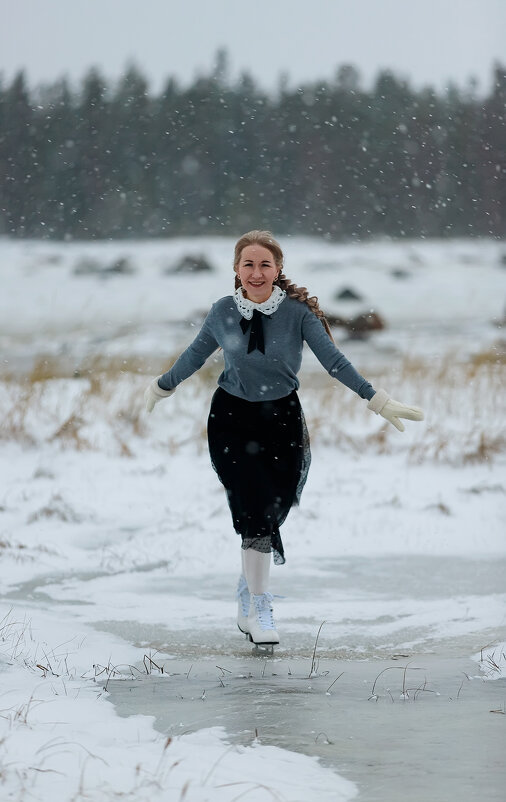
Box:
[207,387,311,564]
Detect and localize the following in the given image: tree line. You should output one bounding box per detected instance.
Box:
[0,53,504,240]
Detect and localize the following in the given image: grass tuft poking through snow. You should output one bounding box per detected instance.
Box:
[474,641,506,681]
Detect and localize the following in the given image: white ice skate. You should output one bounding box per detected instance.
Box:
[247,592,279,654]
[236,574,250,635]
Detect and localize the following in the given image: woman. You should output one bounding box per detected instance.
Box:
[144,230,424,649]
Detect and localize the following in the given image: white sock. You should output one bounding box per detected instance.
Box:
[242,548,271,596]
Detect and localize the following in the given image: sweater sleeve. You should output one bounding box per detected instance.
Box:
[158,305,219,391]
[301,309,376,400]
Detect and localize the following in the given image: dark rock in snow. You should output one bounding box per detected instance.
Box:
[102,257,135,276]
[345,310,385,338]
[326,309,386,338]
[334,286,363,301]
[167,255,214,274]
[73,257,135,277]
[391,268,411,279]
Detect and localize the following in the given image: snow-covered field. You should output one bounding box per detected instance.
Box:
[1,236,505,800]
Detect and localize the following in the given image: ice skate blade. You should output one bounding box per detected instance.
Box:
[248,633,279,655]
[251,643,275,656]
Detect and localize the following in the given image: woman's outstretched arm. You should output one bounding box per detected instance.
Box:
[144,305,219,412]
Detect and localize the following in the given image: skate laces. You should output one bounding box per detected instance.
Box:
[252,592,275,630]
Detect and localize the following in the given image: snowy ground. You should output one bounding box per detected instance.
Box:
[1,236,505,800]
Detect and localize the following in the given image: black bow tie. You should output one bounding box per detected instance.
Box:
[240,310,270,354]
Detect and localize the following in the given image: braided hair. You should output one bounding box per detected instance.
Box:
[233,230,334,340]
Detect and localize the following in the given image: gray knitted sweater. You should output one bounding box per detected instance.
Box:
[158,295,376,402]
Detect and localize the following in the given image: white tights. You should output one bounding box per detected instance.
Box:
[241,548,271,595]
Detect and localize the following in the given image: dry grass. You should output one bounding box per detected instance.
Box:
[368,662,436,702]
[478,642,506,679]
[50,414,91,450]
[0,346,504,464]
[0,540,57,565]
[469,340,506,374]
[27,493,82,524]
[25,354,168,384]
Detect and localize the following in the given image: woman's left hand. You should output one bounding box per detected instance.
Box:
[144,377,175,413]
[367,389,424,432]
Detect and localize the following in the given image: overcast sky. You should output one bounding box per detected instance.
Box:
[2,0,505,95]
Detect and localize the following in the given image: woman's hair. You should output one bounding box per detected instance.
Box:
[233,230,334,340]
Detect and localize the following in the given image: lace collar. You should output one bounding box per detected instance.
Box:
[233,285,286,320]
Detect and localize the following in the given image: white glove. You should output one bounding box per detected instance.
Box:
[367,388,424,432]
[144,376,175,413]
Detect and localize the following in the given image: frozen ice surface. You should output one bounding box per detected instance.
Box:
[106,655,506,802]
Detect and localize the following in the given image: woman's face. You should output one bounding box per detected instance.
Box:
[235,244,279,303]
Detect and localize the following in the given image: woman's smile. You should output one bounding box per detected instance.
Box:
[236,244,279,302]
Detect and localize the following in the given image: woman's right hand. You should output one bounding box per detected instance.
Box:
[367,388,424,432]
[144,377,175,413]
